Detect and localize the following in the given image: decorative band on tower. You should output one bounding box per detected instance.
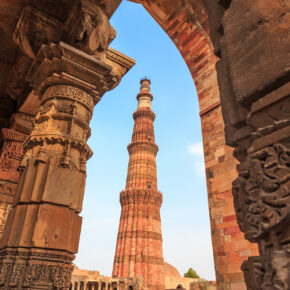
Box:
[112,79,165,290]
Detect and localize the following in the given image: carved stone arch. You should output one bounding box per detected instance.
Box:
[124,1,290,290]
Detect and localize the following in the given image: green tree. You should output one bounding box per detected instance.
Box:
[184,268,200,279]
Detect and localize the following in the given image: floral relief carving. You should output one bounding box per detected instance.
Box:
[9,263,26,287]
[0,138,25,171]
[23,263,73,288]
[42,85,94,113]
[0,263,12,286]
[232,143,290,242]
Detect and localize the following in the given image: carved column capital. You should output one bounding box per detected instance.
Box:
[26,41,119,103]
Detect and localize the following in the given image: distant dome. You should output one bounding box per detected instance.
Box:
[164,262,181,278]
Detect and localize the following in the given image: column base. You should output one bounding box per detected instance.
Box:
[0,247,74,289]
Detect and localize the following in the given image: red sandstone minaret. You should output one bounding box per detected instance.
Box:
[113,79,165,289]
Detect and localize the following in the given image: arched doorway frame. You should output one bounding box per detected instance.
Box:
[125,1,258,289]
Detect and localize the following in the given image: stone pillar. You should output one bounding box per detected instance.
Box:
[0,39,133,288]
[204,0,290,289]
[0,113,34,239]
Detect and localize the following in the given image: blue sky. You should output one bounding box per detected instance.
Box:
[74,0,215,281]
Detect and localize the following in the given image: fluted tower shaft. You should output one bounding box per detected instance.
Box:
[113,79,165,289]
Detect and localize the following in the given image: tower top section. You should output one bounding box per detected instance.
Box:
[137,78,153,109]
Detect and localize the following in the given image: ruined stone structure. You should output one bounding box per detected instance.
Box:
[71,265,144,290]
[0,0,288,289]
[113,79,164,289]
[163,263,216,290]
[71,263,216,290]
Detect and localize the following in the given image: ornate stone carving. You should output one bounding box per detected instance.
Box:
[232,143,290,242]
[23,263,73,288]
[106,47,136,72]
[13,5,63,59]
[0,263,12,286]
[127,141,159,155]
[8,4,64,102]
[9,263,25,287]
[65,0,121,56]
[26,42,119,103]
[71,8,116,55]
[120,189,163,206]
[0,131,25,171]
[42,85,95,113]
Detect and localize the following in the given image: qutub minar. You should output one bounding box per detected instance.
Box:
[112,79,165,289]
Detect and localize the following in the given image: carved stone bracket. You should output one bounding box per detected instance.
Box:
[13,5,64,60]
[64,0,121,56]
[233,143,290,242]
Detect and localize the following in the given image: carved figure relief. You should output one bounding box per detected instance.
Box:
[65,0,118,56]
[23,264,73,288]
[73,8,116,55]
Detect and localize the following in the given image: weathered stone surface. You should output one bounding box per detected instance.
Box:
[221,0,290,105]
[209,0,290,289]
[216,59,249,147]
